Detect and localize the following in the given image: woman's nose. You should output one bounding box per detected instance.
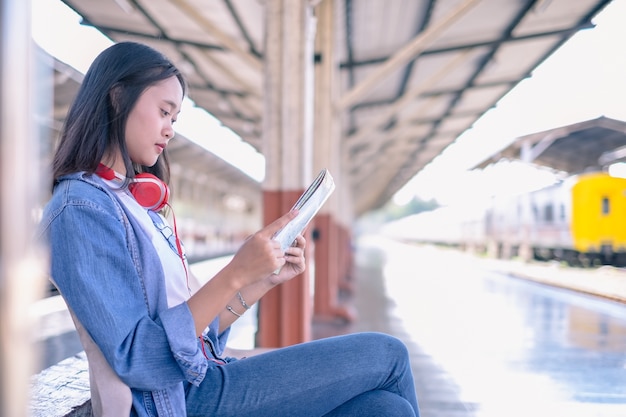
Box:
[164,124,174,139]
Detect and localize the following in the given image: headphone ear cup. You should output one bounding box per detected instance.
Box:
[129,174,170,211]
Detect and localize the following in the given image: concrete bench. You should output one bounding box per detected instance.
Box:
[30,352,92,417]
[30,347,273,416]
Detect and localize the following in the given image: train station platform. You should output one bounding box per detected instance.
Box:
[219,234,626,416]
[318,236,626,416]
[30,235,626,416]
[475,253,626,304]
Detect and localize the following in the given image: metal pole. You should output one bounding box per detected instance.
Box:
[1,0,48,416]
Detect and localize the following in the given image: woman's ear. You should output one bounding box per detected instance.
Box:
[109,85,123,114]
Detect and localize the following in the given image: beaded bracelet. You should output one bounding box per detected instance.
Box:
[237,291,251,310]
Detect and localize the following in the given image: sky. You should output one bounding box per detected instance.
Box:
[31,0,626,206]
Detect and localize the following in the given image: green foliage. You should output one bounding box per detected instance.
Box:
[384,197,439,221]
[357,196,440,233]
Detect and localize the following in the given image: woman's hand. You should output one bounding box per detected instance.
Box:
[267,234,307,286]
[201,215,307,334]
[225,210,299,288]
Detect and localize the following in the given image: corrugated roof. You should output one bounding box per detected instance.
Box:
[58,0,612,215]
[474,116,626,174]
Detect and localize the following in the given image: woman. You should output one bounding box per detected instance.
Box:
[39,41,419,417]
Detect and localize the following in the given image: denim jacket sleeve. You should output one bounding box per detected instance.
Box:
[39,175,210,390]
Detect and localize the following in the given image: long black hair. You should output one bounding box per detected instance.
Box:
[52,41,187,187]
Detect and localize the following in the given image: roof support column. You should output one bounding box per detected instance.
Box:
[1,0,47,415]
[518,141,533,261]
[257,0,316,347]
[312,0,355,323]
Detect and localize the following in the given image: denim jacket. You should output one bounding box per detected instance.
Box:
[38,172,229,416]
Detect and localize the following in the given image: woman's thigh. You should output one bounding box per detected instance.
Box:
[185,332,417,417]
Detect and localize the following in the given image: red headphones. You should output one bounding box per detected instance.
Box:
[96,163,170,211]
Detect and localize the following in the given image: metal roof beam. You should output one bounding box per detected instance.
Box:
[339,24,593,70]
[188,46,262,98]
[599,145,626,166]
[222,0,263,58]
[170,0,263,72]
[521,134,559,163]
[346,49,471,145]
[79,23,225,51]
[337,0,482,111]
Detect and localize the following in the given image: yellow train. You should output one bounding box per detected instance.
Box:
[486,171,626,266]
[382,171,626,267]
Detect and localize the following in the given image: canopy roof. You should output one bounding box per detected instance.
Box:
[58,0,612,214]
[474,116,626,174]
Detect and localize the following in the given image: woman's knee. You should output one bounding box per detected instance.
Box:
[353,332,410,359]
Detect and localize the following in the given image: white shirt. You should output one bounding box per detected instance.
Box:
[101,177,191,307]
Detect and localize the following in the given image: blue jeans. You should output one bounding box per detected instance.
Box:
[185,332,419,417]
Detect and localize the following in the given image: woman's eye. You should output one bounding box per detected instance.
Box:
[161,109,171,117]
